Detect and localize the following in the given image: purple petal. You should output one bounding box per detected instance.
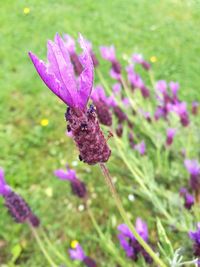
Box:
[77,34,94,109]
[117,224,134,238]
[135,217,148,241]
[0,168,11,196]
[91,85,106,102]
[132,53,143,64]
[112,83,121,94]
[29,52,71,104]
[100,45,116,62]
[184,159,200,176]
[47,39,77,106]
[117,233,134,257]
[69,244,85,261]
[54,169,76,181]
[156,80,167,94]
[169,81,179,96]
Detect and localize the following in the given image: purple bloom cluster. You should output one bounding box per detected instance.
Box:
[69,244,96,267]
[100,45,121,81]
[126,64,150,98]
[117,218,152,263]
[166,128,176,147]
[155,80,190,126]
[54,165,87,198]
[0,168,39,227]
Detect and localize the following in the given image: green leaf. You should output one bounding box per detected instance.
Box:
[11,244,22,263]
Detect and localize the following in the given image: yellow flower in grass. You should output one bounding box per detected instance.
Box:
[71,240,79,249]
[150,56,157,63]
[40,119,49,126]
[23,7,30,15]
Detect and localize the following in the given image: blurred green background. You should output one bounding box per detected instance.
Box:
[0,0,200,266]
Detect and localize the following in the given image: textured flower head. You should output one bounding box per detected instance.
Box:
[100,45,116,62]
[29,33,94,110]
[0,168,11,196]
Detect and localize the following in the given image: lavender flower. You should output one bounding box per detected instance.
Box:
[166,128,176,146]
[100,45,121,80]
[134,141,146,156]
[156,80,168,95]
[85,39,99,67]
[0,168,39,227]
[91,85,112,126]
[69,244,96,267]
[29,33,111,165]
[126,65,150,98]
[132,53,151,71]
[184,159,200,191]
[179,187,194,210]
[189,223,200,259]
[117,218,152,263]
[112,83,121,95]
[172,102,190,127]
[54,165,87,198]
[169,81,179,99]
[192,101,199,115]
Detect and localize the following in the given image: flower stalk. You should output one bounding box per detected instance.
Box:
[99,163,167,267]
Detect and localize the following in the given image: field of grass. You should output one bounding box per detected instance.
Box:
[1,0,200,266]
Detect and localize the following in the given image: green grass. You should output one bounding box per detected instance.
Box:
[0,0,200,266]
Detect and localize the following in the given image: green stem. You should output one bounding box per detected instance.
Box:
[41,229,72,266]
[87,206,130,267]
[29,224,57,267]
[99,163,168,267]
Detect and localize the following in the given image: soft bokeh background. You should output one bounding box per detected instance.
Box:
[0,0,200,266]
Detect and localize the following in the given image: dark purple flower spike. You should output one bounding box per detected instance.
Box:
[91,85,112,126]
[54,166,87,198]
[69,244,97,267]
[29,33,111,165]
[0,168,40,227]
[166,128,176,147]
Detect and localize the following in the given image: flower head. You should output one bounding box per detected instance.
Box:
[0,168,39,227]
[132,53,151,70]
[179,187,194,210]
[166,128,176,146]
[69,243,97,267]
[29,33,94,110]
[54,165,87,198]
[100,45,116,62]
[169,81,179,97]
[156,80,167,94]
[189,224,200,258]
[117,218,152,263]
[172,102,190,127]
[192,101,199,115]
[184,159,200,191]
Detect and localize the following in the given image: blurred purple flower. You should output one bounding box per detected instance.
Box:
[91,85,112,126]
[69,244,96,267]
[189,223,200,258]
[169,81,179,97]
[166,128,176,146]
[179,187,194,210]
[156,80,167,94]
[132,53,151,70]
[0,167,39,227]
[84,39,99,67]
[112,83,121,94]
[192,101,199,115]
[134,141,146,156]
[54,165,87,198]
[117,218,152,263]
[184,159,200,191]
[172,102,190,127]
[100,45,121,80]
[122,97,130,107]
